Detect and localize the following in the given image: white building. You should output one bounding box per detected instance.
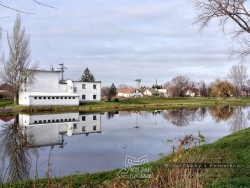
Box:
[117,88,143,98]
[19,112,101,147]
[19,70,101,106]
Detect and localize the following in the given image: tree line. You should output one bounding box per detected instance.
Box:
[164,63,248,97]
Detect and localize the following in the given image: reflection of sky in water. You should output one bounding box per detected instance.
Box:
[1,107,250,180]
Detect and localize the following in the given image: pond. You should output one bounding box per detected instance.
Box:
[0,106,249,182]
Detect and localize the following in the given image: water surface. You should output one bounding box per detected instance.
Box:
[0,106,249,182]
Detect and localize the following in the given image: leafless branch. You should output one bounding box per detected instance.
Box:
[0,3,36,14]
[33,0,57,9]
[191,0,250,60]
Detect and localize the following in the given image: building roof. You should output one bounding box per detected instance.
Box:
[118,88,136,94]
[0,83,12,90]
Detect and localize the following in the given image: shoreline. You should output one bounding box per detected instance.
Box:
[1,97,250,113]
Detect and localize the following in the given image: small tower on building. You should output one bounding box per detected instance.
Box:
[134,79,141,89]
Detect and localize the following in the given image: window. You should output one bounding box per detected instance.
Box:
[52,97,55,99]
[73,118,75,121]
[82,116,86,121]
[60,97,63,99]
[34,97,37,99]
[73,97,75,99]
[93,115,96,120]
[39,120,42,123]
[93,125,97,130]
[74,124,77,129]
[82,126,86,131]
[69,97,71,99]
[69,119,71,121]
[65,97,67,99]
[65,119,67,121]
[56,97,59,99]
[82,84,86,89]
[60,119,63,121]
[43,97,46,99]
[48,97,51,99]
[74,87,77,92]
[56,119,59,122]
[82,95,86,100]
[39,97,42,99]
[93,84,96,89]
[43,120,46,123]
[48,120,51,123]
[34,121,37,123]
[93,95,96,99]
[52,120,55,122]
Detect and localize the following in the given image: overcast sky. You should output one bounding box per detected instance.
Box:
[0,0,243,87]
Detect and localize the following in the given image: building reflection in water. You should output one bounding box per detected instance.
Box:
[19,112,102,148]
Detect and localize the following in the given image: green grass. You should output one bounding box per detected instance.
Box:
[0,99,13,107]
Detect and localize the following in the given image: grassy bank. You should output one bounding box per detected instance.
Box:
[4,128,250,187]
[2,97,250,113]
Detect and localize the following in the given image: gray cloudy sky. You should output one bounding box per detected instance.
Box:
[0,0,242,87]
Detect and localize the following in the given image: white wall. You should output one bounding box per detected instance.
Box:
[29,95,79,106]
[25,71,60,92]
[73,82,101,102]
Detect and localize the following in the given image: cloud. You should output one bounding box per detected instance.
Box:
[0,0,241,87]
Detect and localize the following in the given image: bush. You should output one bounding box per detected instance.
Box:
[114,98,119,102]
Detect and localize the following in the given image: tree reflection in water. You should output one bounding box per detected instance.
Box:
[0,115,38,183]
[162,108,207,127]
[228,106,248,133]
[209,106,249,133]
[209,106,235,123]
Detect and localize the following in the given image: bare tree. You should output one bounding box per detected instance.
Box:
[0,14,38,105]
[102,83,117,101]
[118,84,129,89]
[165,76,192,97]
[191,0,250,60]
[228,63,248,95]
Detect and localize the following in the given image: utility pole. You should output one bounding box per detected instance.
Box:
[58,63,67,81]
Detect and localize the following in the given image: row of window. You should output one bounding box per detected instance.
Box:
[73,84,97,92]
[33,96,76,100]
[32,115,97,124]
[82,95,97,100]
[34,118,76,124]
[73,124,97,131]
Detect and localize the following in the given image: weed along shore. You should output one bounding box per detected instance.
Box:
[3,128,250,187]
[1,97,250,113]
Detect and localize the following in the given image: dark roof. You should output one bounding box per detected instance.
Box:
[0,116,14,122]
[0,83,12,90]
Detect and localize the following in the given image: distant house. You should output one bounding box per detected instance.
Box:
[117,88,143,98]
[19,70,101,106]
[156,89,169,97]
[184,87,199,97]
[0,83,13,99]
[143,88,159,96]
[240,85,250,96]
